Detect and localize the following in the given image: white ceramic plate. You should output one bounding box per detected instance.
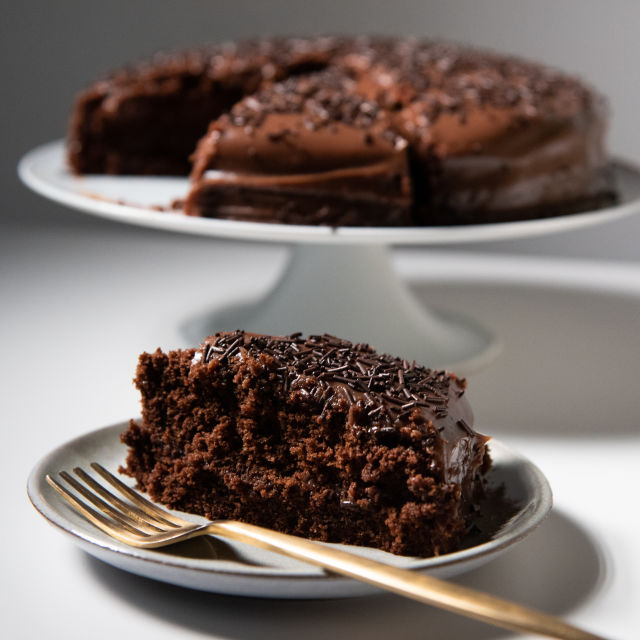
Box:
[27,421,552,599]
[18,140,640,245]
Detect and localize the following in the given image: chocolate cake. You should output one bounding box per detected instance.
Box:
[120,331,490,556]
[68,36,615,226]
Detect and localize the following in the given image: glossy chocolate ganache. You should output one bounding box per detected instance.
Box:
[121,331,490,556]
[69,36,615,225]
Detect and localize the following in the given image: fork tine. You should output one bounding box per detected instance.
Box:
[71,468,165,533]
[46,474,144,540]
[58,471,158,535]
[90,463,188,527]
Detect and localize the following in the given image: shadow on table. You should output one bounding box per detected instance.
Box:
[84,509,606,640]
[411,281,640,437]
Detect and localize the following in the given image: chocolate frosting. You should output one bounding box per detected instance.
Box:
[194,331,486,485]
[191,70,406,176]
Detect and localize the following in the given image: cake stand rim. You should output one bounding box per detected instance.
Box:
[18,139,640,247]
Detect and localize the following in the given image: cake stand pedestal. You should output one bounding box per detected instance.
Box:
[19,141,640,371]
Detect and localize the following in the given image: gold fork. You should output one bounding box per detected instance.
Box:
[47,464,605,640]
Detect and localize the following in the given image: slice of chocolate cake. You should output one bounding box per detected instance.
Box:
[121,331,489,557]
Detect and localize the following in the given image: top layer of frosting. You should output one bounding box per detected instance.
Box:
[190,69,407,178]
[192,330,483,483]
[96,36,596,121]
[185,36,601,164]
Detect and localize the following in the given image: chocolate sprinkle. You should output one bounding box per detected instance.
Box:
[200,330,465,427]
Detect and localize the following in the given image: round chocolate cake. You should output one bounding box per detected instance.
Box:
[69,36,615,225]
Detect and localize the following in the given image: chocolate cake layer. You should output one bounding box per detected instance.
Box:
[121,331,490,556]
[69,36,615,225]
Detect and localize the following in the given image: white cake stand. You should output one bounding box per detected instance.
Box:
[19,141,640,370]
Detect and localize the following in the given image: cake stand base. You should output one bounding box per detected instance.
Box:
[182,244,500,372]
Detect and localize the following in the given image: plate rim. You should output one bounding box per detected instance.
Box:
[27,420,553,586]
[18,140,640,246]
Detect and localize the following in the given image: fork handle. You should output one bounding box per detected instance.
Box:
[207,521,605,640]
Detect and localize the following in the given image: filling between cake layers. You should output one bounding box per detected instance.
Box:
[121,331,490,556]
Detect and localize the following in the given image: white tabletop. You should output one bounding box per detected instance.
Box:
[3,214,639,639]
